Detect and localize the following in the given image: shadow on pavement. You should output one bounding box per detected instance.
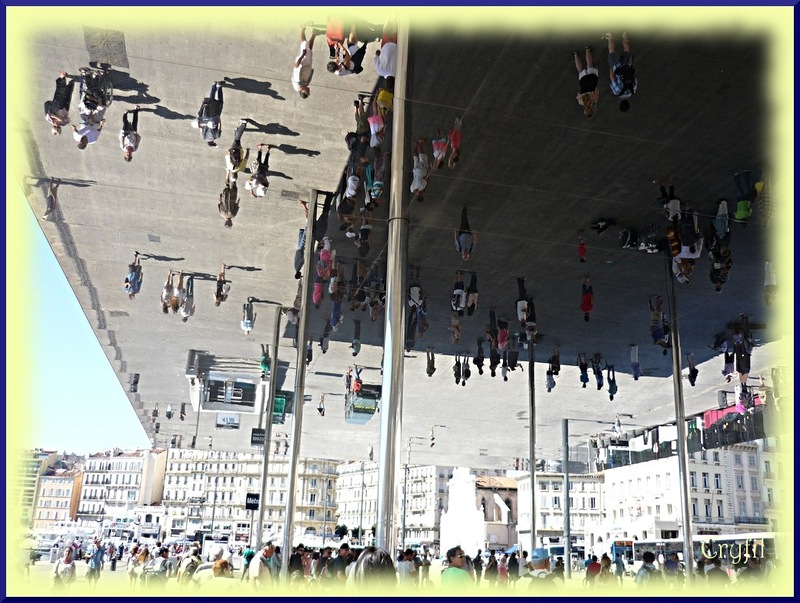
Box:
[223,76,285,101]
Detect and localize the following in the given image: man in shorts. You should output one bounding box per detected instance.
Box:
[123,250,143,299]
[214,263,230,306]
[603,32,637,112]
[573,45,600,118]
[292,26,317,99]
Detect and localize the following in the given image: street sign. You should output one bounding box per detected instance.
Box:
[245,493,260,511]
[251,428,266,447]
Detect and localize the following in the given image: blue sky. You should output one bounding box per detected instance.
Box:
[27,199,152,456]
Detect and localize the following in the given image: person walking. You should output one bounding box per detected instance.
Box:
[578,353,590,388]
[225,119,250,181]
[654,177,681,220]
[40,177,60,221]
[160,271,175,313]
[461,351,471,386]
[44,71,76,135]
[473,337,485,375]
[71,117,106,149]
[452,354,462,386]
[328,24,368,76]
[592,354,604,390]
[430,128,449,170]
[351,318,362,357]
[580,275,594,321]
[454,206,477,261]
[194,81,224,146]
[630,343,640,380]
[123,250,143,299]
[603,32,637,111]
[574,45,600,118]
[451,271,466,316]
[214,263,230,306]
[426,346,436,377]
[317,394,325,416]
[687,352,699,386]
[410,138,429,202]
[245,144,271,197]
[733,169,756,226]
[373,17,398,78]
[578,229,587,262]
[218,182,240,228]
[447,117,462,169]
[52,546,76,590]
[465,271,479,316]
[607,365,618,400]
[119,106,141,162]
[180,275,196,322]
[292,25,317,98]
[649,295,671,353]
[242,298,256,334]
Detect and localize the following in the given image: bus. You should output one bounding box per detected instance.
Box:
[629,532,777,575]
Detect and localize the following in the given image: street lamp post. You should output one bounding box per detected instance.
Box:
[561,414,634,579]
[358,462,365,546]
[400,428,444,552]
[206,437,219,539]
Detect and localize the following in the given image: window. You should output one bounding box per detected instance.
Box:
[646,476,651,491]
[734,453,742,466]
[665,474,671,489]
[704,499,712,517]
[750,476,758,491]
[540,495,548,508]
[310,478,317,488]
[647,506,652,515]
[308,509,315,519]
[656,475,661,490]
[691,499,698,516]
[764,460,771,475]
[748,455,756,467]
[767,488,773,504]
[310,493,316,504]
[552,496,561,509]
[738,500,747,516]
[568,497,574,508]
[753,501,761,516]
[701,450,707,461]
[655,504,661,515]
[714,474,722,489]
[689,472,697,487]
[717,502,724,518]
[713,452,720,462]
[589,497,596,509]
[736,474,744,490]
[553,482,561,492]
[702,473,709,488]
[667,504,674,515]
[539,481,548,491]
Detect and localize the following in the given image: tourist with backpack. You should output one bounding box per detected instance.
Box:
[178,547,202,584]
[603,32,638,111]
[635,551,664,588]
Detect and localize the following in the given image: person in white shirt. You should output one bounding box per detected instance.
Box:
[245,144,270,197]
[328,25,368,76]
[171,271,186,313]
[292,26,317,99]
[410,139,429,202]
[249,543,275,588]
[373,18,398,78]
[180,276,196,322]
[396,549,417,586]
[119,106,141,162]
[72,119,105,150]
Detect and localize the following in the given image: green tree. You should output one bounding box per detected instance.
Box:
[334,524,349,539]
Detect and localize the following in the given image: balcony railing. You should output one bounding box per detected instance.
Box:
[734,516,768,525]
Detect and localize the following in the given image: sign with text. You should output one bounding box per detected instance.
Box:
[216,412,240,429]
[245,493,260,511]
[251,428,266,446]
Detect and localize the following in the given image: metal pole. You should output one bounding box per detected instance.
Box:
[528,339,537,553]
[375,16,410,554]
[358,462,365,546]
[280,189,318,582]
[255,307,282,549]
[665,253,695,584]
[210,474,218,539]
[562,419,571,579]
[400,443,410,551]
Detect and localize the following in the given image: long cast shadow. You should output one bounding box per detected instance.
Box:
[98,64,161,105]
[147,105,195,121]
[227,265,263,272]
[140,254,185,262]
[275,143,320,157]
[223,76,285,101]
[244,119,299,137]
[267,170,293,181]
